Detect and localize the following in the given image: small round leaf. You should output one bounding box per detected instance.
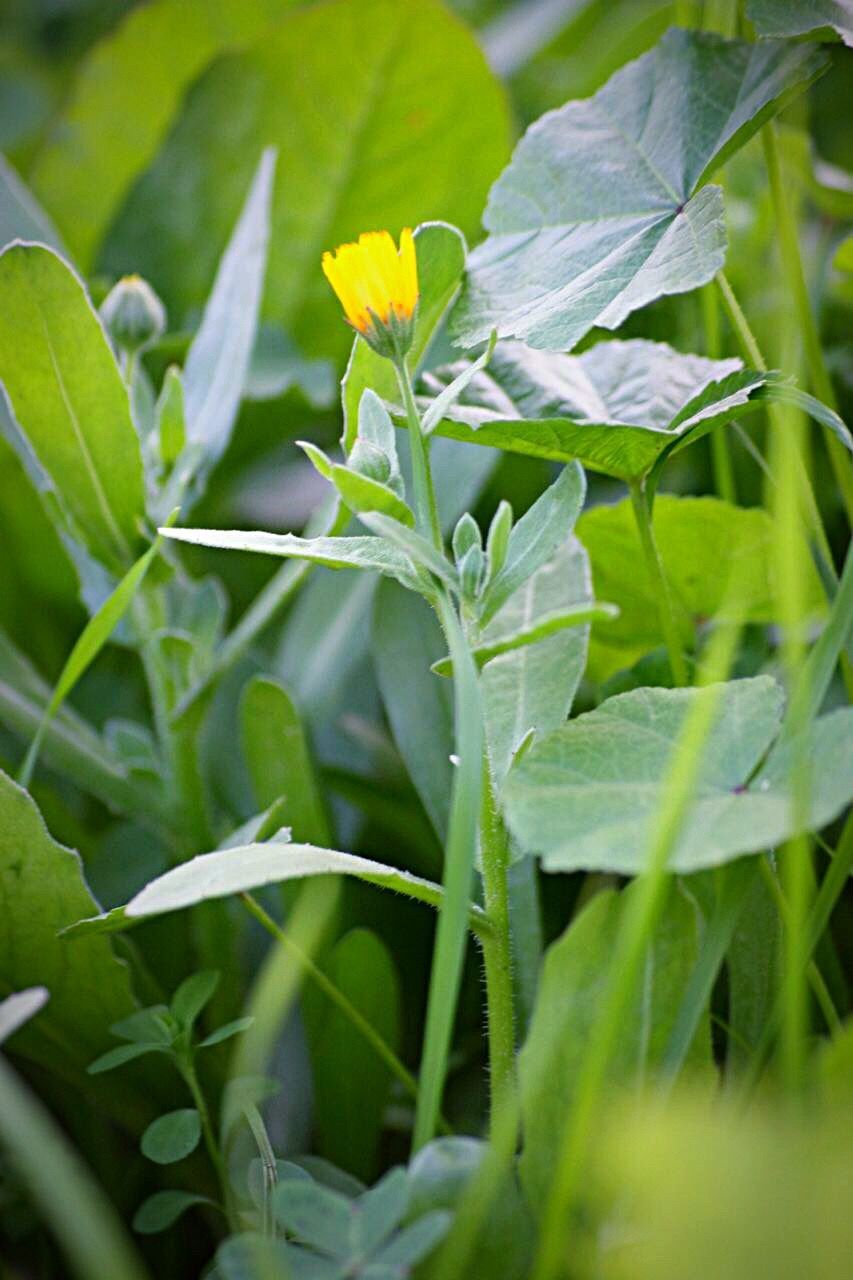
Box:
[141,1108,201,1164]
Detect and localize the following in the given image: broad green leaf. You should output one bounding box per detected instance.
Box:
[111,1006,173,1046]
[481,537,594,791]
[162,526,421,593]
[141,1109,201,1165]
[372,580,454,841]
[416,339,771,481]
[18,526,170,786]
[356,1168,409,1254]
[342,222,467,451]
[63,842,492,940]
[0,988,48,1046]
[478,462,585,625]
[0,244,145,572]
[133,1189,213,1236]
[747,0,853,46]
[519,881,708,1207]
[100,0,511,359]
[0,154,65,253]
[452,30,827,351]
[181,148,275,476]
[87,1042,167,1075]
[304,929,401,1181]
[240,676,331,845]
[577,495,825,681]
[725,867,781,1072]
[504,678,853,875]
[373,1211,450,1268]
[0,771,135,1070]
[29,0,293,268]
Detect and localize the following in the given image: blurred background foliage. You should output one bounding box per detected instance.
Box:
[0,1,851,1275]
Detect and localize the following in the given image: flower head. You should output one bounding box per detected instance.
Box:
[322,229,418,360]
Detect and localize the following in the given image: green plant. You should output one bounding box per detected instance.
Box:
[0,4,852,1279]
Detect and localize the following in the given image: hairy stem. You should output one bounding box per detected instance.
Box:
[394,357,443,551]
[479,759,517,1122]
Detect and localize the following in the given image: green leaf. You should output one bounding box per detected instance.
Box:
[747,0,853,46]
[87,1042,166,1075]
[504,679,853,875]
[518,881,708,1207]
[342,222,467,452]
[0,987,49,1046]
[161,526,421,593]
[133,1189,213,1235]
[452,29,827,351]
[0,154,65,253]
[198,1017,254,1049]
[478,462,585,626]
[63,842,492,941]
[100,0,511,360]
[29,0,292,268]
[480,538,594,791]
[577,495,825,681]
[355,1167,409,1254]
[0,771,136,1071]
[0,243,145,571]
[273,1180,353,1257]
[358,513,457,593]
[110,1006,173,1046]
[181,148,276,476]
[170,971,220,1030]
[18,526,171,787]
[372,580,454,841]
[417,339,773,481]
[330,465,414,527]
[421,329,497,436]
[373,1210,451,1268]
[141,1109,201,1165]
[155,366,186,468]
[241,676,331,845]
[304,930,401,1182]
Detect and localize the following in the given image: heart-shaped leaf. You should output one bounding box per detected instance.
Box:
[452,29,827,351]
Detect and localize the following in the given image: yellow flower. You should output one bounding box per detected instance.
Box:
[322,228,418,360]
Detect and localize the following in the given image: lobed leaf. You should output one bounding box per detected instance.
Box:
[452,29,827,351]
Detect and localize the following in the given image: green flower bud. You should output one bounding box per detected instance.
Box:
[100,275,166,356]
[452,512,481,568]
[349,438,392,485]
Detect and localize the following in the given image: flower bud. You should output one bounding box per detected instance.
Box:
[349,438,392,485]
[100,275,166,356]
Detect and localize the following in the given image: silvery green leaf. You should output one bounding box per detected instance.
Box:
[504,678,853,875]
[452,30,827,351]
[747,0,853,46]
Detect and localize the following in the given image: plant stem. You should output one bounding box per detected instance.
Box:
[715,270,838,589]
[413,591,483,1150]
[178,1053,225,1188]
[532,619,741,1280]
[237,891,450,1132]
[628,478,688,686]
[761,122,853,526]
[394,357,443,551]
[479,759,516,1121]
[701,282,736,502]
